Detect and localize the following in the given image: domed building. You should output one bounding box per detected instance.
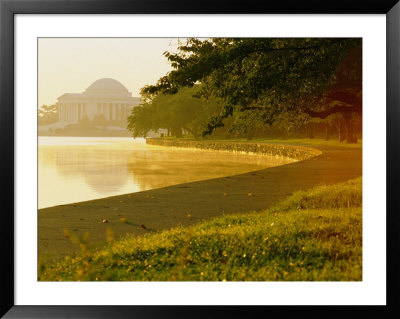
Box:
[57,78,140,124]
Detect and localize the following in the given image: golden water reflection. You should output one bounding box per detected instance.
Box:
[38,137,291,209]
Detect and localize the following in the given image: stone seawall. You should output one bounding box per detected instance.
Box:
[146,139,322,162]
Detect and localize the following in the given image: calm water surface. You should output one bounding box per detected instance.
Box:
[38,137,291,209]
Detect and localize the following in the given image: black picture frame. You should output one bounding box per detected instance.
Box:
[1,0,399,318]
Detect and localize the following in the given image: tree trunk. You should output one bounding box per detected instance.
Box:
[307,123,315,139]
[171,126,183,138]
[325,123,330,141]
[282,127,291,140]
[338,124,346,142]
[246,131,255,140]
[183,126,199,139]
[343,113,357,143]
[333,119,346,142]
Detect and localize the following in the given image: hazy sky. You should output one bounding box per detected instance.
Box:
[38,38,184,106]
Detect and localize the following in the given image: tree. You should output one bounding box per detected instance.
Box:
[92,114,107,129]
[272,111,309,140]
[143,38,362,143]
[128,85,223,138]
[38,104,58,125]
[78,115,93,129]
[127,103,154,138]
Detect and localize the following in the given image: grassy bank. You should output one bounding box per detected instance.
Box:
[39,177,362,281]
[219,137,362,149]
[146,138,322,161]
[154,136,362,149]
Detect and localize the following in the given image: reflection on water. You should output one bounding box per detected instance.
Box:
[39,137,291,209]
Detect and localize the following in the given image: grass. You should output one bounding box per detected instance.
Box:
[38,177,362,281]
[194,137,362,149]
[159,136,362,149]
[235,138,361,149]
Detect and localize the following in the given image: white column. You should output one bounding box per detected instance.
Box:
[115,103,119,120]
[103,103,107,119]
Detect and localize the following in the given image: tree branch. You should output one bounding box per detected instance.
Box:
[326,91,362,108]
[305,104,362,119]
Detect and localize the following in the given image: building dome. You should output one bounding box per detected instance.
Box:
[56,77,140,126]
[85,78,129,93]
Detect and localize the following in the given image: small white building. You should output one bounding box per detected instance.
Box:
[57,78,140,124]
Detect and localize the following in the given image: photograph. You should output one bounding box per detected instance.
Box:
[2,2,398,316]
[37,37,363,282]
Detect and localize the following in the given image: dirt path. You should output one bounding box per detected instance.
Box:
[38,144,362,260]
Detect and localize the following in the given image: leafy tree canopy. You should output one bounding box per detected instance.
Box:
[38,104,58,126]
[128,85,223,138]
[142,38,361,141]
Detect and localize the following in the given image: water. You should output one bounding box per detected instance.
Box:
[38,136,290,209]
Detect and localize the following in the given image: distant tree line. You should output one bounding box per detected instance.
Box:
[38,104,58,126]
[38,105,128,129]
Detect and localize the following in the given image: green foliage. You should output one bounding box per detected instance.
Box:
[78,115,94,129]
[127,85,223,138]
[39,178,362,281]
[38,104,58,125]
[92,114,107,128]
[270,111,309,139]
[127,103,154,138]
[143,38,362,142]
[215,137,362,149]
[270,177,362,212]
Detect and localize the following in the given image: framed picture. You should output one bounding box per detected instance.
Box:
[1,0,399,317]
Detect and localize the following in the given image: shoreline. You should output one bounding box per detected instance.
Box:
[146,138,322,161]
[38,140,362,260]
